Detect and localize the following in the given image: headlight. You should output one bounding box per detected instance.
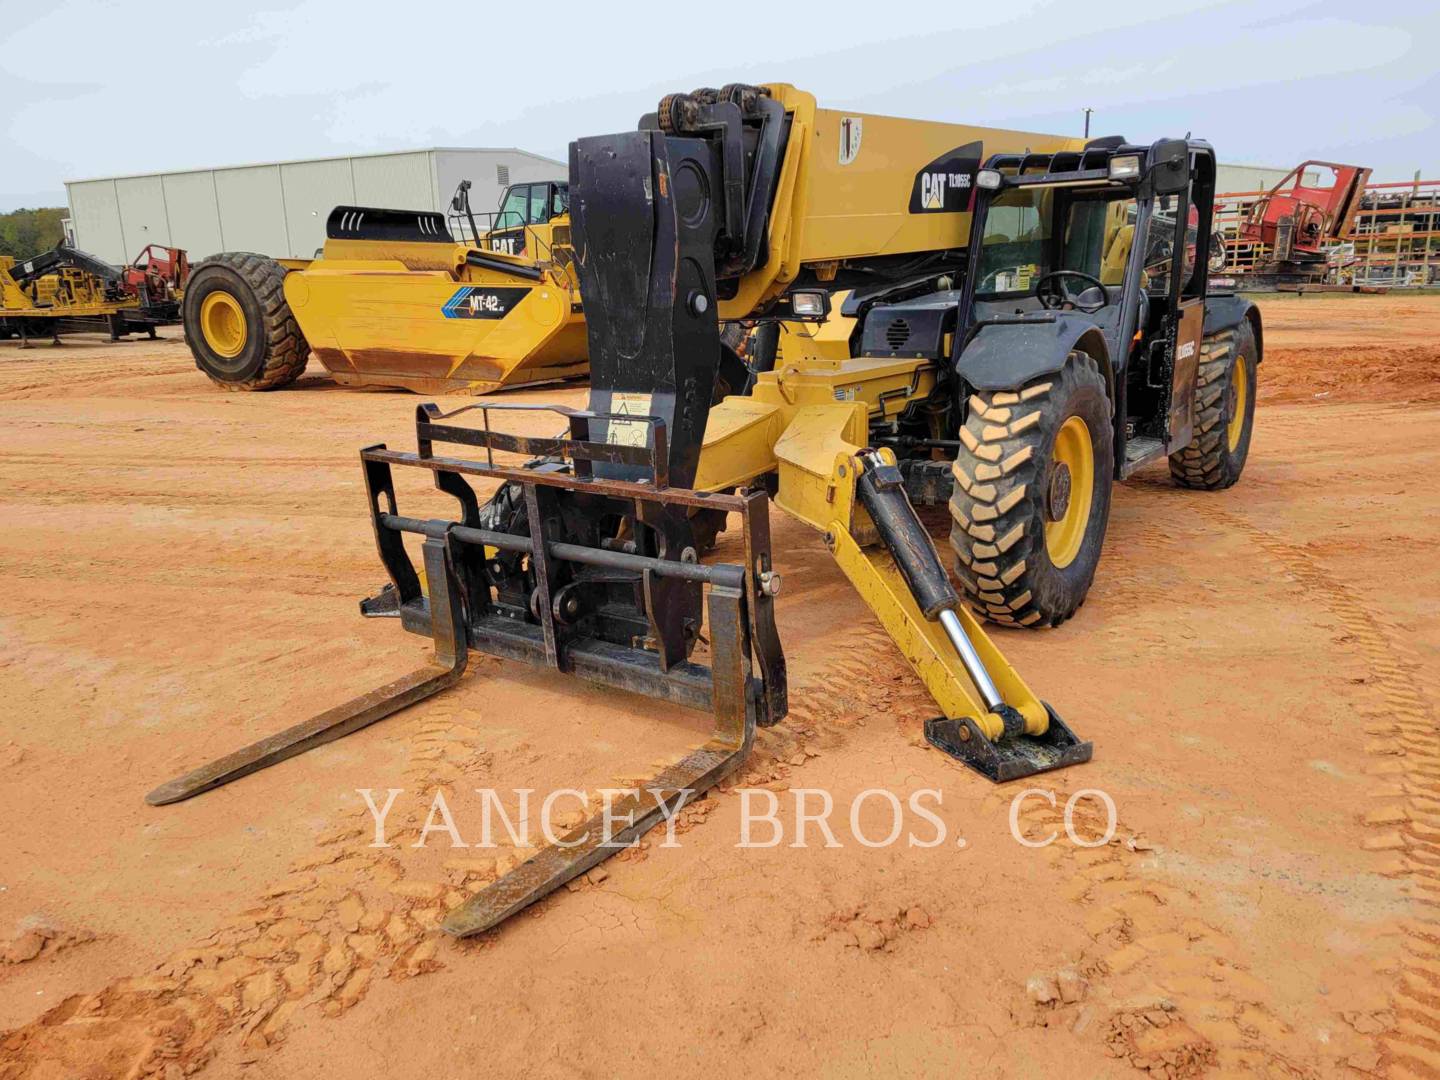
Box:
[976,169,1002,190]
[790,290,828,318]
[1108,155,1142,181]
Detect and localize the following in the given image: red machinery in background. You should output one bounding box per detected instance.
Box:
[121,245,190,310]
[1,242,190,345]
[1235,160,1371,284]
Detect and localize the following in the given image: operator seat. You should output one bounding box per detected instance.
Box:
[1101,224,1134,285]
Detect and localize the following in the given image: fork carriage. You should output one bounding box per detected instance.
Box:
[149,400,787,935]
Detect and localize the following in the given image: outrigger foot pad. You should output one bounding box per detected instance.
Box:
[925,704,1092,783]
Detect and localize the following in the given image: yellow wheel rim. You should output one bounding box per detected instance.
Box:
[200,291,247,358]
[1226,354,1248,451]
[1044,415,1095,569]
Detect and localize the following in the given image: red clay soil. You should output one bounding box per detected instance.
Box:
[1,293,1438,1078]
[1258,296,1440,404]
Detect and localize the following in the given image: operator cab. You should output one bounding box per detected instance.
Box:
[448,179,570,257]
[493,182,568,230]
[860,138,1220,478]
[960,140,1217,472]
[970,171,1209,317]
[966,144,1210,340]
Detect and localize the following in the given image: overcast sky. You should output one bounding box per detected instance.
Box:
[1,0,1435,211]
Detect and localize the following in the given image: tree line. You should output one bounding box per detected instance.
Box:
[0,207,67,262]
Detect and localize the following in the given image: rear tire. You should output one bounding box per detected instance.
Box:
[948,351,1114,627]
[182,253,308,390]
[1168,322,1257,489]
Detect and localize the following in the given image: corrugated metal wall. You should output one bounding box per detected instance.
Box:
[280,159,355,258]
[66,149,564,263]
[1215,163,1320,195]
[215,166,289,257]
[67,178,126,260]
[163,172,224,257]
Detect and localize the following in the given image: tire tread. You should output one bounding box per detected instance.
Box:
[948,351,1112,628]
[185,252,308,391]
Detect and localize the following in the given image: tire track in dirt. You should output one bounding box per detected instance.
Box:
[0,510,1395,1079]
[776,615,1316,1072]
[0,652,564,1076]
[1198,505,1439,1079]
[1003,775,1382,1077]
[0,619,879,1078]
[933,509,1357,1073]
[727,571,1326,1074]
[0,361,192,400]
[766,613,1296,1077]
[0,712,490,1077]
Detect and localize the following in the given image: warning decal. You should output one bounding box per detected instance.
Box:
[604,391,653,448]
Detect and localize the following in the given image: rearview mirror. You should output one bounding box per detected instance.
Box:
[1150,139,1190,195]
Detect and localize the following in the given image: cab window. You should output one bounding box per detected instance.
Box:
[1143,195,1199,294]
[496,186,530,230]
[528,186,548,223]
[975,188,1052,295]
[1065,197,1137,286]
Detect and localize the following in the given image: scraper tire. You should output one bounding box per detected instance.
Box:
[183,252,309,390]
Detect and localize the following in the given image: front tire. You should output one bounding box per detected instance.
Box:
[949,351,1114,627]
[1168,322,1257,489]
[182,252,309,391]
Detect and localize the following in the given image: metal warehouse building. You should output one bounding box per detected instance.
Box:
[1215,162,1319,195]
[63,147,1309,267]
[64,147,566,264]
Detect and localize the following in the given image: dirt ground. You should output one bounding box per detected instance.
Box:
[1,292,1438,1079]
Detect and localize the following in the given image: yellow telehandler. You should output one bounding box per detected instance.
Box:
[152,83,1259,938]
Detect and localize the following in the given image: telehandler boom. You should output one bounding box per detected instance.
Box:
[152,84,1257,937]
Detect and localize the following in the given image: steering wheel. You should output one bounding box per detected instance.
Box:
[1035,270,1109,314]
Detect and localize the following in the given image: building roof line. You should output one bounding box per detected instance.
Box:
[65,146,565,186]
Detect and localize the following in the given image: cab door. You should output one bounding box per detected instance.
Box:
[487,184,533,256]
[1168,297,1203,449]
[1144,144,1205,455]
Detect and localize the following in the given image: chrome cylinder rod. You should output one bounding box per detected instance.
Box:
[937,607,1004,712]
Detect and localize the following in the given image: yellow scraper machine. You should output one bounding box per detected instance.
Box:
[182,179,586,393]
[153,83,1262,936]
